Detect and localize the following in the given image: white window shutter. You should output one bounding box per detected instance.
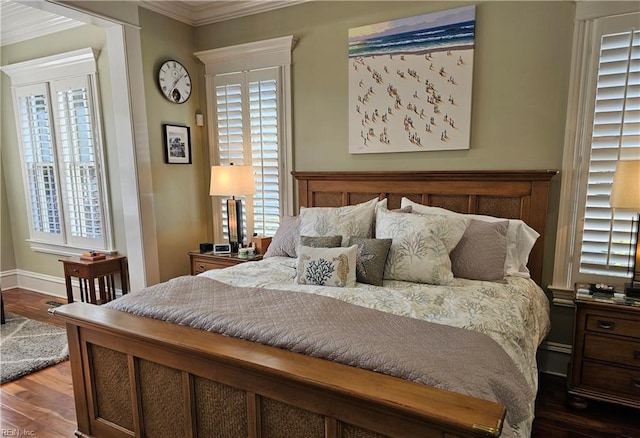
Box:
[213,68,282,241]
[578,28,640,278]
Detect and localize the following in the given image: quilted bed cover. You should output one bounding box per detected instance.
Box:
[198,256,551,437]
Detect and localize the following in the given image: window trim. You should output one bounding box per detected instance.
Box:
[195,36,296,243]
[2,47,114,256]
[551,11,639,303]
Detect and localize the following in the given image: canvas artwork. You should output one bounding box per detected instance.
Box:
[348,6,476,154]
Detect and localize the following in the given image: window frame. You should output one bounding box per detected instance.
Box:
[2,47,113,256]
[195,36,296,244]
[551,11,640,304]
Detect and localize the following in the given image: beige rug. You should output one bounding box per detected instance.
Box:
[1,313,68,384]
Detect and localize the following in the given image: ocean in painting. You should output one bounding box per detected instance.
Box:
[349,20,475,58]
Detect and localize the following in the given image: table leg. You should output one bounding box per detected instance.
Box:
[65,275,75,303]
[88,277,97,304]
[98,276,106,304]
[120,259,129,296]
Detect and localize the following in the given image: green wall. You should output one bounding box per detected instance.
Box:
[195,1,572,172]
[138,8,209,280]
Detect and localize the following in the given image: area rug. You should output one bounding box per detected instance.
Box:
[1,313,69,384]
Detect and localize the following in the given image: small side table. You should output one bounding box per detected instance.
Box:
[59,255,128,304]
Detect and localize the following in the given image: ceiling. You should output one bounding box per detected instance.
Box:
[0,0,308,46]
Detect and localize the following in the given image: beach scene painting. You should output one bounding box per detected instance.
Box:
[349,6,475,154]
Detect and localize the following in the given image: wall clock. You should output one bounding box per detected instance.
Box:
[158,60,192,104]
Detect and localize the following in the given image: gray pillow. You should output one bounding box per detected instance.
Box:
[348,237,392,286]
[450,219,508,282]
[300,235,342,248]
[264,215,300,258]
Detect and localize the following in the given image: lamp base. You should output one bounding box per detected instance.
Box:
[624,282,640,298]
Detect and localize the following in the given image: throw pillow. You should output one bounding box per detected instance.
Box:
[264,215,300,258]
[348,237,392,286]
[375,208,468,285]
[299,198,379,246]
[450,219,508,282]
[296,245,357,287]
[300,235,342,248]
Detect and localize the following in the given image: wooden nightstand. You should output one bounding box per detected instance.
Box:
[189,251,263,275]
[568,289,640,410]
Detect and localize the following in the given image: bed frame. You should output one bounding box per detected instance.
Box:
[54,170,556,438]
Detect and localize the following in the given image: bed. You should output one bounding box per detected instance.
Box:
[53,170,557,438]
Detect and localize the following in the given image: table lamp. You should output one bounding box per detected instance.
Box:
[209,164,256,253]
[610,159,640,297]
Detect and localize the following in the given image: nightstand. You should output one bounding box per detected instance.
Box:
[189,251,263,275]
[568,289,640,409]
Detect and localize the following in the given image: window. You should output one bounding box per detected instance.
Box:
[196,36,295,243]
[215,69,281,239]
[552,12,639,297]
[576,25,639,281]
[2,48,112,255]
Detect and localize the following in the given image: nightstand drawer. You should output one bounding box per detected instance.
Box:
[586,313,640,338]
[584,334,640,368]
[582,361,640,398]
[192,259,222,274]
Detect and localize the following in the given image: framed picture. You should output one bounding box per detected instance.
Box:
[163,123,191,164]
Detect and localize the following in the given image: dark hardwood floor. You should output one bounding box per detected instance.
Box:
[1,288,638,437]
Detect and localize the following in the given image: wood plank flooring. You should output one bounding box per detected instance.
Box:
[1,288,638,437]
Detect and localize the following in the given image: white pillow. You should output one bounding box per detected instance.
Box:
[401,197,539,278]
[300,197,379,246]
[296,245,357,287]
[375,208,468,285]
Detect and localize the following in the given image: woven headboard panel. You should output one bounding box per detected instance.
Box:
[293,170,557,285]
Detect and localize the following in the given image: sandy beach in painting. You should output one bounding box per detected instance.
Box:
[349,46,474,153]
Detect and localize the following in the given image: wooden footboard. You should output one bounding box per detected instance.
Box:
[54,303,505,438]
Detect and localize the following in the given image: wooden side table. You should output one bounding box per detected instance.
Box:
[59,255,128,304]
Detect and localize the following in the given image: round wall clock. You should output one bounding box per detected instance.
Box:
[158,60,192,104]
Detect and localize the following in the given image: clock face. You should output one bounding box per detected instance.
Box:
[158,60,192,104]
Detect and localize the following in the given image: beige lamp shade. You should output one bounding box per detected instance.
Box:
[610,160,640,210]
[209,165,256,196]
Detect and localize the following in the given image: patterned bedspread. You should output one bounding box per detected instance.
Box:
[199,256,551,437]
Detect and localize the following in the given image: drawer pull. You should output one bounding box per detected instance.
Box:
[635,350,640,361]
[199,264,205,270]
[597,320,615,330]
[634,379,640,389]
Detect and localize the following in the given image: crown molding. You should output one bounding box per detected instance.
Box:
[138,0,309,27]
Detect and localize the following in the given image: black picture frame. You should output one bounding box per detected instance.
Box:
[163,123,191,164]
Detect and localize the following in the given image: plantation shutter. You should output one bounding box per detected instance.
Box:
[214,68,282,241]
[248,69,281,237]
[577,25,640,279]
[51,76,105,248]
[5,48,111,254]
[16,83,64,244]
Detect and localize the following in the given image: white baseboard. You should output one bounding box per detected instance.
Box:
[0,268,120,302]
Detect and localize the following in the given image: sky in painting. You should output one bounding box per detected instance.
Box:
[348,6,475,42]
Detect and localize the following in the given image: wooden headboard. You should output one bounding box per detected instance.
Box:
[293,170,557,286]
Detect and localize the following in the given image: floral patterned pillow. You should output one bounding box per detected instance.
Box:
[375,209,469,285]
[299,198,379,246]
[296,245,357,287]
